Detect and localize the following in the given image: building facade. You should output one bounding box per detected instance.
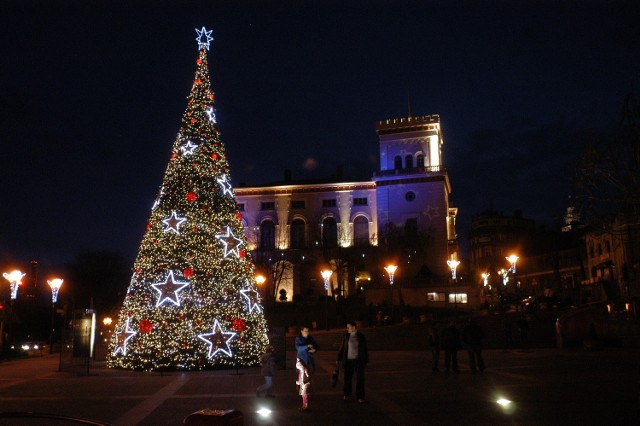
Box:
[235,115,459,307]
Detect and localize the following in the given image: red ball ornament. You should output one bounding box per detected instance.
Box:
[186,192,197,202]
[232,318,247,332]
[239,250,246,258]
[211,153,218,160]
[171,153,178,158]
[197,58,202,64]
[139,318,153,334]
[209,93,214,100]
[236,212,243,221]
[184,268,194,278]
[190,118,197,124]
[195,79,202,85]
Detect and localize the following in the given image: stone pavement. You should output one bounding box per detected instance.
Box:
[0,346,639,425]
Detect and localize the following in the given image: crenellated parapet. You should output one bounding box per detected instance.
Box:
[376,114,440,135]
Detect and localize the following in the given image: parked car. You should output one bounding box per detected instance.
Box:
[12,341,47,356]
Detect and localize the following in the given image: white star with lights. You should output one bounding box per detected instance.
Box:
[162,211,187,234]
[113,318,137,356]
[198,319,237,358]
[215,226,243,258]
[180,140,198,156]
[206,107,217,124]
[152,187,165,211]
[217,174,234,197]
[151,271,190,307]
[241,285,262,313]
[195,27,213,51]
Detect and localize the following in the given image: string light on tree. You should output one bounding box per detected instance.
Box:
[216,226,243,258]
[198,319,237,358]
[206,107,217,123]
[217,174,233,197]
[180,140,198,156]
[113,318,137,356]
[240,285,262,313]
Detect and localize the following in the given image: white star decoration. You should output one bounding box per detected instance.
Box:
[241,286,262,313]
[113,318,137,356]
[198,319,237,358]
[152,187,165,211]
[180,140,198,156]
[206,107,217,123]
[195,27,213,51]
[215,226,243,258]
[217,174,234,197]
[162,211,187,234]
[151,271,190,307]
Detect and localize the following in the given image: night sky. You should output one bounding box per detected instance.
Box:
[1,1,639,268]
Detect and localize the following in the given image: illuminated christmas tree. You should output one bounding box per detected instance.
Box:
[108,27,268,371]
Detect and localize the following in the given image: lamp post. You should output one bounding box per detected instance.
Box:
[506,254,519,310]
[3,270,25,350]
[321,270,333,330]
[255,274,266,305]
[47,278,63,354]
[447,260,460,313]
[384,264,397,308]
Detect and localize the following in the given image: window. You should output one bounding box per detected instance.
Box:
[448,293,468,304]
[353,197,368,206]
[405,191,416,202]
[405,154,413,168]
[427,292,446,302]
[416,154,424,168]
[322,217,338,248]
[259,220,275,250]
[291,200,305,209]
[394,156,402,170]
[405,218,418,238]
[237,203,245,211]
[322,199,336,208]
[290,219,306,249]
[260,201,275,211]
[353,216,369,247]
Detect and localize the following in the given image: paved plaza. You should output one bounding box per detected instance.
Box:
[0,344,639,425]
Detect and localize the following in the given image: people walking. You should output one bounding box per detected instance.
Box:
[337,321,369,403]
[440,320,461,373]
[295,326,318,411]
[428,321,440,372]
[256,345,276,397]
[462,318,485,373]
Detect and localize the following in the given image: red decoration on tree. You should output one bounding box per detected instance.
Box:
[190,118,197,124]
[236,212,243,221]
[171,153,178,158]
[195,79,202,85]
[184,268,194,278]
[232,318,246,332]
[139,318,153,334]
[186,192,197,202]
[211,153,218,160]
[197,58,202,64]
[239,250,246,258]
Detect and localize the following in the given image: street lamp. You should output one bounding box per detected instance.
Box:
[384,265,397,307]
[447,260,460,313]
[3,270,25,300]
[255,274,266,303]
[506,255,519,274]
[481,272,490,287]
[506,254,520,309]
[321,270,333,330]
[47,278,63,353]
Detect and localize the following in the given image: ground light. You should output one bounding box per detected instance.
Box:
[495,396,515,415]
[256,407,271,417]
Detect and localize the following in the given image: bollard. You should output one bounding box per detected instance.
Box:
[183,409,243,426]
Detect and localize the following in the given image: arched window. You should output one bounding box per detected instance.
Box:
[416,154,424,168]
[394,156,402,170]
[290,219,306,249]
[405,154,413,169]
[259,220,275,250]
[322,217,338,248]
[353,216,369,247]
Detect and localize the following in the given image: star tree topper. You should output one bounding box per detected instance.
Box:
[215,226,243,258]
[198,319,237,358]
[195,27,213,51]
[151,270,190,307]
[113,318,137,356]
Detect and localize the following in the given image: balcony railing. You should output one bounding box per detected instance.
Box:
[374,165,446,177]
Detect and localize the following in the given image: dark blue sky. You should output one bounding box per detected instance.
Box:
[1,1,639,267]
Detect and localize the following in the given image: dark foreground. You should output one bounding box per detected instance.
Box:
[0,345,638,426]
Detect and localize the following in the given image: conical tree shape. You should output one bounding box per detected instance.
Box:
[108,28,269,371]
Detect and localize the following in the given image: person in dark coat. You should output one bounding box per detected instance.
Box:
[462,318,486,373]
[256,345,276,397]
[440,320,461,373]
[428,321,440,372]
[337,321,369,403]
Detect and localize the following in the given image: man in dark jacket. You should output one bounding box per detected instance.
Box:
[440,320,461,373]
[462,318,485,373]
[337,321,369,403]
